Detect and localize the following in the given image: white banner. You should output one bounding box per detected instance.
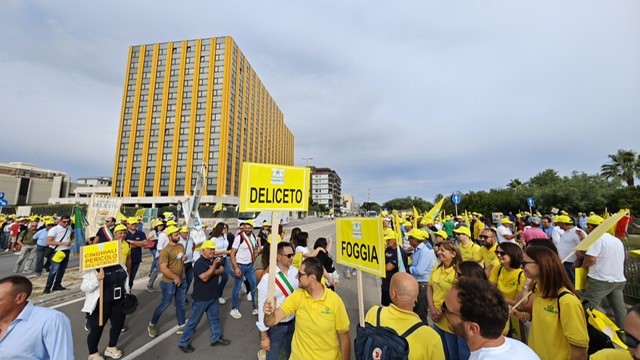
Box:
[86,195,122,237]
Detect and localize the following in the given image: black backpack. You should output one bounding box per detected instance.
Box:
[557,291,614,355]
[354,306,425,360]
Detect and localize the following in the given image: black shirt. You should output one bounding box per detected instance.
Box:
[192,256,220,302]
[125,230,147,264]
[316,250,335,273]
[382,247,408,289]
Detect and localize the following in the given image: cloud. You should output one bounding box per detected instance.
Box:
[1,0,639,206]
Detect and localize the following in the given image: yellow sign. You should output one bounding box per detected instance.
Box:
[239,162,310,212]
[336,218,386,277]
[79,241,122,271]
[135,208,146,218]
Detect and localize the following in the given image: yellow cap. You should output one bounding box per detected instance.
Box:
[403,221,413,228]
[262,221,271,227]
[587,215,604,226]
[51,250,67,263]
[453,226,471,237]
[166,220,177,226]
[444,215,451,221]
[114,224,127,232]
[500,218,513,225]
[165,226,179,236]
[406,229,424,240]
[180,226,188,233]
[200,240,216,250]
[127,217,138,224]
[554,215,572,224]
[435,230,448,239]
[45,220,56,226]
[383,232,397,241]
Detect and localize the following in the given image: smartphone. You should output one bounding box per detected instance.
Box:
[114,287,122,300]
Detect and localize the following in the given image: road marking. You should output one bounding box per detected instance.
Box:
[121,325,179,360]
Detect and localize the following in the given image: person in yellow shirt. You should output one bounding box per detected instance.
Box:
[454,226,482,263]
[433,230,448,253]
[263,257,350,360]
[472,214,486,241]
[489,242,525,341]
[511,246,588,360]
[427,240,466,360]
[478,228,500,278]
[365,272,445,360]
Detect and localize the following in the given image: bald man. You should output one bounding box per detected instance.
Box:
[364,273,445,360]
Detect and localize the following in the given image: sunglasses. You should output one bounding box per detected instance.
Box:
[441,301,465,320]
[479,235,491,239]
[297,272,308,278]
[521,260,536,267]
[626,333,640,349]
[495,250,507,256]
[279,253,294,258]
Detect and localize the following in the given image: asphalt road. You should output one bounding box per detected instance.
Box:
[24,218,382,360]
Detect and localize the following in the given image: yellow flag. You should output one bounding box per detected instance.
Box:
[464,210,470,227]
[413,206,419,228]
[423,198,445,223]
[117,212,127,222]
[572,209,628,254]
[213,201,223,212]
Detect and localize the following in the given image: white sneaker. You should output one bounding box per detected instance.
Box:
[247,292,252,302]
[241,283,247,293]
[252,309,259,315]
[218,297,226,304]
[229,309,242,319]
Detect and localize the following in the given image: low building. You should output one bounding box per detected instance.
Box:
[0,162,71,205]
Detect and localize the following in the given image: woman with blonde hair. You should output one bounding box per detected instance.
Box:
[512,246,588,360]
[427,240,466,360]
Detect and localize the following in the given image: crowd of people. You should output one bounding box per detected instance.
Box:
[0,210,638,360]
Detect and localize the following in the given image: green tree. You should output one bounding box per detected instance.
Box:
[601,149,640,187]
[361,202,381,213]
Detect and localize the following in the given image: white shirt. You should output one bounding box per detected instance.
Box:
[212,235,229,258]
[256,266,298,332]
[232,232,257,264]
[557,227,584,263]
[586,233,626,282]
[470,337,540,360]
[551,226,565,247]
[47,224,72,251]
[155,231,169,258]
[497,225,514,244]
[295,245,310,256]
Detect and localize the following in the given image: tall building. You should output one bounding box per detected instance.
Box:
[310,167,342,214]
[112,36,294,199]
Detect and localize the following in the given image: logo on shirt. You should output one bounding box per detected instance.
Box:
[271,168,285,185]
[544,305,558,315]
[320,308,332,316]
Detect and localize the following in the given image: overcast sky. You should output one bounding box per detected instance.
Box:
[1,1,639,205]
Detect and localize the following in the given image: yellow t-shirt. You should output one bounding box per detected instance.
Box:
[365,305,445,360]
[473,221,485,240]
[489,265,525,300]
[479,243,499,269]
[280,284,350,360]
[528,289,589,360]
[428,265,457,333]
[590,349,633,360]
[459,242,482,262]
[119,240,131,260]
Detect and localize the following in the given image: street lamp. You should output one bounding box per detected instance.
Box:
[302,157,314,167]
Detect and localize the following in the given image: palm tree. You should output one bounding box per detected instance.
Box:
[600,149,640,186]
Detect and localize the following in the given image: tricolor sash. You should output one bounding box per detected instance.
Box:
[275,271,295,297]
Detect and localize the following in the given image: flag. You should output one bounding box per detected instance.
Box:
[423,197,445,223]
[412,206,420,228]
[572,209,628,254]
[213,201,223,212]
[464,210,470,227]
[73,206,89,253]
[329,207,335,215]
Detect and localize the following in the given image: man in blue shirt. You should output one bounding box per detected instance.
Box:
[125,217,147,289]
[178,240,229,353]
[34,220,55,276]
[0,275,73,359]
[407,229,436,323]
[382,232,408,306]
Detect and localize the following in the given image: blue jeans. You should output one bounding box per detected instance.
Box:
[178,299,222,346]
[267,321,295,360]
[151,280,187,326]
[147,254,160,288]
[232,263,256,310]
[46,250,70,288]
[184,264,194,293]
[35,245,47,274]
[433,324,469,360]
[563,262,575,285]
[218,257,231,298]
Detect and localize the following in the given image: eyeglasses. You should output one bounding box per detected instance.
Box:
[61,220,70,224]
[297,272,308,278]
[495,250,506,256]
[279,253,294,258]
[521,260,536,267]
[625,333,640,349]
[441,301,465,321]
